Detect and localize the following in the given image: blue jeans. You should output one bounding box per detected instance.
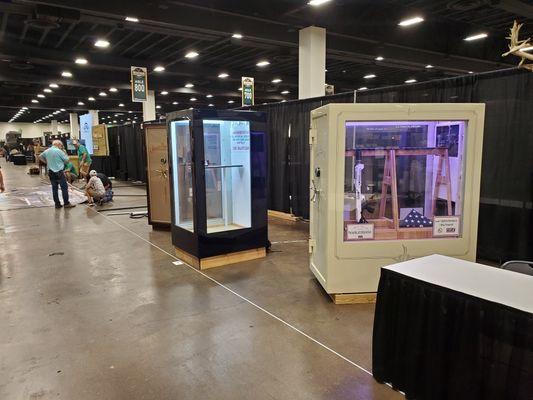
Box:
[48,170,69,206]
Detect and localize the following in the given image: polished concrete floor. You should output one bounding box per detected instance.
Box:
[0,159,402,400]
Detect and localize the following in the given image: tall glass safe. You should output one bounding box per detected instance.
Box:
[167,109,268,269]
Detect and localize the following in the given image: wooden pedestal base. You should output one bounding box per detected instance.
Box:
[329,292,377,305]
[174,247,266,270]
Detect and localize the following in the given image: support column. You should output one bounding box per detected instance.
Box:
[51,119,58,136]
[88,110,99,126]
[143,90,156,121]
[69,113,80,139]
[298,26,326,99]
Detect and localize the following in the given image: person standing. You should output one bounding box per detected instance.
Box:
[72,139,92,179]
[39,140,76,209]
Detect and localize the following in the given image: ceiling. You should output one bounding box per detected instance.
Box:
[0,0,532,124]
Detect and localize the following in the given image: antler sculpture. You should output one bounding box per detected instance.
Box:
[502,21,533,71]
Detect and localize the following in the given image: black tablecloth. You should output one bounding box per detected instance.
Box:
[372,268,533,400]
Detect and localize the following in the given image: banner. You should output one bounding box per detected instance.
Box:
[131,66,148,102]
[79,113,94,155]
[241,77,254,106]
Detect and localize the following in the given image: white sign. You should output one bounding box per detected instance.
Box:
[79,113,94,155]
[433,216,460,237]
[346,223,374,241]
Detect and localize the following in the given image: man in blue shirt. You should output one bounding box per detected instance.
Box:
[39,140,76,209]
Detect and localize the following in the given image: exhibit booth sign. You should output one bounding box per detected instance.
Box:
[241,77,254,106]
[309,103,485,295]
[131,66,148,102]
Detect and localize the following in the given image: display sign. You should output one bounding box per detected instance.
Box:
[92,124,109,156]
[241,77,254,106]
[79,113,94,155]
[131,66,148,102]
[433,216,460,237]
[345,222,375,241]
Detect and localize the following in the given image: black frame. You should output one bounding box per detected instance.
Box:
[167,108,268,259]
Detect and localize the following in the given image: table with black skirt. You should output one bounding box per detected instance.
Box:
[372,254,532,400]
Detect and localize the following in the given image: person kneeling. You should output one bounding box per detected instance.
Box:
[85,170,105,206]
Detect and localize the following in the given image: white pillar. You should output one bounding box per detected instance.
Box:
[88,110,99,126]
[51,119,58,136]
[298,26,326,99]
[143,90,156,121]
[69,113,80,139]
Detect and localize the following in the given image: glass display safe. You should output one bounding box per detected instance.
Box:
[309,104,485,295]
[167,108,268,269]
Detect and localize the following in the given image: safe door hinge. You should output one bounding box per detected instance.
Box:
[308,238,316,253]
[309,128,317,145]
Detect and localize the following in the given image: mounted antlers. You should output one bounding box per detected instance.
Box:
[502,21,533,71]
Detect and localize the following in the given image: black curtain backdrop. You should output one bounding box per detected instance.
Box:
[250,68,533,262]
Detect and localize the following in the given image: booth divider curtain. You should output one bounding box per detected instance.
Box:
[250,68,533,262]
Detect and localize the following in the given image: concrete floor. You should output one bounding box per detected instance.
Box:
[0,159,402,400]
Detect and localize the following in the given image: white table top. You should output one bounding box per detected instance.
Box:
[383,254,533,314]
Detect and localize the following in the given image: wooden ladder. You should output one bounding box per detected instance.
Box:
[432,149,453,216]
[378,150,400,229]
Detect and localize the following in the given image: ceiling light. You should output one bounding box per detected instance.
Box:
[521,46,533,52]
[228,100,235,104]
[364,74,376,79]
[281,90,290,94]
[325,69,328,72]
[78,101,85,105]
[61,71,73,78]
[128,111,132,113]
[94,39,110,48]
[113,120,117,123]
[88,97,95,101]
[43,88,52,93]
[125,16,139,22]
[468,71,474,74]
[375,56,384,61]
[119,103,125,107]
[425,64,434,69]
[190,97,197,101]
[156,105,161,109]
[232,33,243,39]
[22,107,27,110]
[238,87,243,91]
[161,91,168,95]
[99,92,107,96]
[272,78,282,83]
[109,87,118,92]
[206,94,213,98]
[398,16,424,27]
[281,100,287,102]
[208,103,215,107]
[185,83,194,88]
[308,0,333,6]
[185,51,199,59]
[37,94,45,98]
[256,60,270,67]
[49,83,59,88]
[172,101,179,105]
[405,79,417,83]
[218,73,229,78]
[464,33,488,41]
[153,65,165,72]
[75,57,88,65]
[60,108,65,111]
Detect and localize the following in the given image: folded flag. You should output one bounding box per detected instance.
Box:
[400,209,433,228]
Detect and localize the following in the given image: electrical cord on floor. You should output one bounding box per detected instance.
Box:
[129,212,148,219]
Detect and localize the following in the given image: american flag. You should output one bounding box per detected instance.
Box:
[400,209,433,228]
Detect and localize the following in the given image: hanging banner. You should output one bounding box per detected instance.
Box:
[131,66,148,102]
[241,76,254,106]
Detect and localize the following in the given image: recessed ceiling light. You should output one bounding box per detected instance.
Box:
[99,92,107,96]
[272,78,282,83]
[43,88,52,93]
[308,0,333,6]
[232,33,243,39]
[88,97,95,101]
[153,65,165,72]
[256,60,270,67]
[37,94,45,98]
[94,39,110,48]
[364,74,376,79]
[119,103,125,107]
[49,83,59,88]
[206,94,213,98]
[61,71,73,78]
[78,101,85,105]
[425,64,434,69]
[228,100,235,104]
[128,111,132,113]
[464,33,488,41]
[109,87,118,92]
[156,105,161,109]
[281,90,290,94]
[468,71,474,74]
[172,101,179,105]
[22,107,28,110]
[208,103,215,107]
[190,97,197,101]
[218,73,229,78]
[375,56,384,61]
[160,91,168,95]
[185,51,199,59]
[281,100,287,102]
[75,57,88,65]
[405,79,417,83]
[325,69,328,72]
[125,16,139,22]
[238,87,243,91]
[113,120,117,123]
[184,83,194,88]
[398,16,424,27]
[60,108,65,111]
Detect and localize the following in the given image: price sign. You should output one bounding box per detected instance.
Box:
[131,66,148,102]
[241,76,254,106]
